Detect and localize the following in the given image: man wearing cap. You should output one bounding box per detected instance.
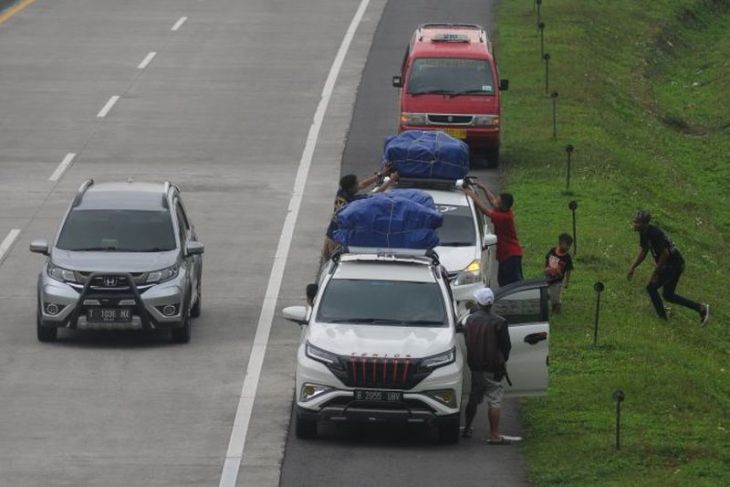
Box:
[462,287,513,444]
[627,210,710,325]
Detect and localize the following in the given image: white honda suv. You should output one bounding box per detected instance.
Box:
[283,249,551,443]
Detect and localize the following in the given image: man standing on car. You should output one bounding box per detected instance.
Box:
[627,210,710,325]
[321,166,398,262]
[464,182,523,286]
[462,287,513,444]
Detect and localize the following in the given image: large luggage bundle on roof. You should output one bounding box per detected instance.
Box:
[383,130,469,180]
[333,190,442,249]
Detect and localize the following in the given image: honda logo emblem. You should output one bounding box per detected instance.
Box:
[103,276,118,287]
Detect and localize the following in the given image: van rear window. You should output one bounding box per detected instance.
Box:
[407,58,495,95]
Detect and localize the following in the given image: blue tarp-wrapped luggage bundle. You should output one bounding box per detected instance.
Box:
[333,190,442,249]
[383,130,469,180]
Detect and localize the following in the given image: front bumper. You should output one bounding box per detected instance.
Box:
[38,271,187,330]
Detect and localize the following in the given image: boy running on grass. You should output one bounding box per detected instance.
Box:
[544,233,574,314]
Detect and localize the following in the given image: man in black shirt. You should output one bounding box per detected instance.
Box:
[462,287,513,444]
[627,210,709,324]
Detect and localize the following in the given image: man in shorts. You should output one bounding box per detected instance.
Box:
[462,287,512,444]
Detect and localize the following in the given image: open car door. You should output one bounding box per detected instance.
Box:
[493,279,550,397]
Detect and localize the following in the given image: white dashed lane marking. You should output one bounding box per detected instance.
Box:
[48,153,77,182]
[137,51,157,69]
[171,16,187,31]
[97,95,120,118]
[0,229,21,266]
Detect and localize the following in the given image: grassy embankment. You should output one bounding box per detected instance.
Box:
[495,0,729,485]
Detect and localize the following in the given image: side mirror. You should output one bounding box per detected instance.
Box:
[499,79,509,91]
[282,305,309,325]
[186,241,205,256]
[29,239,49,256]
[482,232,497,249]
[392,75,403,88]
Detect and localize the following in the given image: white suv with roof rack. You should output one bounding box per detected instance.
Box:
[282,248,550,443]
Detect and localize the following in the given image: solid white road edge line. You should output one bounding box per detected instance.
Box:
[97,95,120,118]
[0,229,21,266]
[137,51,157,69]
[48,153,77,182]
[217,0,371,485]
[171,16,187,31]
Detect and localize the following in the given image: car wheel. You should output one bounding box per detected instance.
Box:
[295,412,318,439]
[171,296,191,344]
[36,307,57,343]
[436,416,460,444]
[190,280,202,318]
[484,147,500,168]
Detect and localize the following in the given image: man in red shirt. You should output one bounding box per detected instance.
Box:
[464,182,524,287]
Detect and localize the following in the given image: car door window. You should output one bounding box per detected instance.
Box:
[493,286,548,325]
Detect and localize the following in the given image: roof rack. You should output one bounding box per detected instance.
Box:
[417,23,487,43]
[335,247,440,266]
[394,177,470,191]
[71,179,94,207]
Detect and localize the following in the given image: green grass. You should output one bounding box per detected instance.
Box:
[494,0,730,485]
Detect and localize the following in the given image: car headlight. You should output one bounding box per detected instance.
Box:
[146,264,179,284]
[454,259,481,286]
[305,342,344,371]
[417,347,456,373]
[400,112,428,125]
[300,383,331,402]
[47,263,77,283]
[473,115,499,127]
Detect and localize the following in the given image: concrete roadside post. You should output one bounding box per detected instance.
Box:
[538,21,546,59]
[536,0,542,31]
[543,53,550,95]
[568,200,578,256]
[613,390,625,450]
[551,91,559,139]
[565,144,574,192]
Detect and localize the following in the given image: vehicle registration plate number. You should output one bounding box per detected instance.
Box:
[353,390,404,402]
[87,308,133,323]
[443,128,467,139]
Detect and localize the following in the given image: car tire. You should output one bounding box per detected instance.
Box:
[295,412,318,439]
[484,147,500,168]
[436,416,460,444]
[190,280,202,318]
[36,308,57,343]
[171,296,191,344]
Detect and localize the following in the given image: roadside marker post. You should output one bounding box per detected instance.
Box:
[565,144,574,191]
[536,0,543,31]
[593,281,604,346]
[568,200,578,256]
[543,53,551,95]
[538,21,546,59]
[551,91,559,139]
[613,390,625,450]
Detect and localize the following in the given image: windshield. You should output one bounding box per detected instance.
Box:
[436,205,476,246]
[407,57,495,95]
[317,279,447,327]
[57,209,176,252]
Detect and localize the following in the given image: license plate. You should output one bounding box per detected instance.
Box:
[87,308,133,323]
[443,128,467,139]
[353,390,404,402]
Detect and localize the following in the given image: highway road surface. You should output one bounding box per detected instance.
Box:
[0,1,527,486]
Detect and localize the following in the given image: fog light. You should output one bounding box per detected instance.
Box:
[300,383,330,402]
[427,389,457,408]
[162,305,177,316]
[45,303,63,315]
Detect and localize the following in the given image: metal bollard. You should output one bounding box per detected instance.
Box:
[568,200,578,256]
[593,282,604,346]
[538,21,546,59]
[565,144,574,192]
[543,53,551,95]
[536,0,543,30]
[551,91,559,139]
[613,390,625,450]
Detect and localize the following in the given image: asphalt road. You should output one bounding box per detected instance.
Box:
[279,1,529,487]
